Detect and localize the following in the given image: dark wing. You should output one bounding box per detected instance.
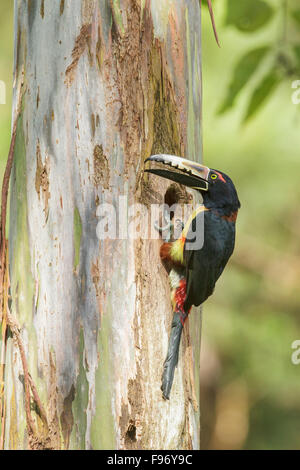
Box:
[183,211,235,310]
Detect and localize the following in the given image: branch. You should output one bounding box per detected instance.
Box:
[206,0,221,47]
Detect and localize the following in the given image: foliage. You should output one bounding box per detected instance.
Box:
[218,46,270,114]
[225,0,274,33]
[219,0,300,122]
[202,0,300,450]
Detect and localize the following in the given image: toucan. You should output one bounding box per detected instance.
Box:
[144,154,240,399]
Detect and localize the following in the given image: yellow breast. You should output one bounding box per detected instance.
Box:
[170,205,208,265]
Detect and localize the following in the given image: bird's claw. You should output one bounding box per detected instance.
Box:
[175,218,184,233]
[154,208,173,242]
[154,208,186,242]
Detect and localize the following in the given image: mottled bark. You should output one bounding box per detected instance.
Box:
[2,0,203,449]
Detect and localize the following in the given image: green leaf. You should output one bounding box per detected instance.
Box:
[226,0,274,33]
[291,9,300,26]
[293,44,300,69]
[293,45,300,64]
[219,46,269,114]
[244,69,279,122]
[292,46,300,74]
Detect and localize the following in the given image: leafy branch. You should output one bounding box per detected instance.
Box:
[219,0,300,122]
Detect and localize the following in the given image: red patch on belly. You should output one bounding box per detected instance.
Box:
[222,211,238,222]
[174,279,191,325]
[160,242,172,261]
[175,279,187,312]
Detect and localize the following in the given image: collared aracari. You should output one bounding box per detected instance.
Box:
[144,154,240,399]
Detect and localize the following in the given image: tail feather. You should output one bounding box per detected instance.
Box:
[161,271,189,400]
[161,312,184,400]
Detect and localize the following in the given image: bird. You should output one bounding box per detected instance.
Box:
[144,154,240,399]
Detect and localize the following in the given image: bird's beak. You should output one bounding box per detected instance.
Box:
[144,154,210,191]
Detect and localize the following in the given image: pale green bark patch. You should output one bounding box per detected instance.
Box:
[91,315,115,450]
[69,331,89,449]
[110,0,126,36]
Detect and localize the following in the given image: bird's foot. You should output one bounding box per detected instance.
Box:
[175,219,185,232]
[154,207,173,242]
[154,208,185,243]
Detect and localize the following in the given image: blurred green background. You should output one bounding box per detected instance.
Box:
[0,2,13,178]
[201,0,300,450]
[0,0,300,450]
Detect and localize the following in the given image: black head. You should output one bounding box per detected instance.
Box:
[204,168,241,216]
[144,154,240,217]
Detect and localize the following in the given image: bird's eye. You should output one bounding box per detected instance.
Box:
[211,174,218,180]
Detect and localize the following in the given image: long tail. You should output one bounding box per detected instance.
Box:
[161,311,185,400]
[161,271,189,399]
[161,266,189,400]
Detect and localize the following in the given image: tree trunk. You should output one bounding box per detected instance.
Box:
[2,0,202,449]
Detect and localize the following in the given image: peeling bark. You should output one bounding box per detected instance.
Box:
[3,0,203,449]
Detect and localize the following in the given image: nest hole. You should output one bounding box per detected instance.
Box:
[164,184,191,219]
